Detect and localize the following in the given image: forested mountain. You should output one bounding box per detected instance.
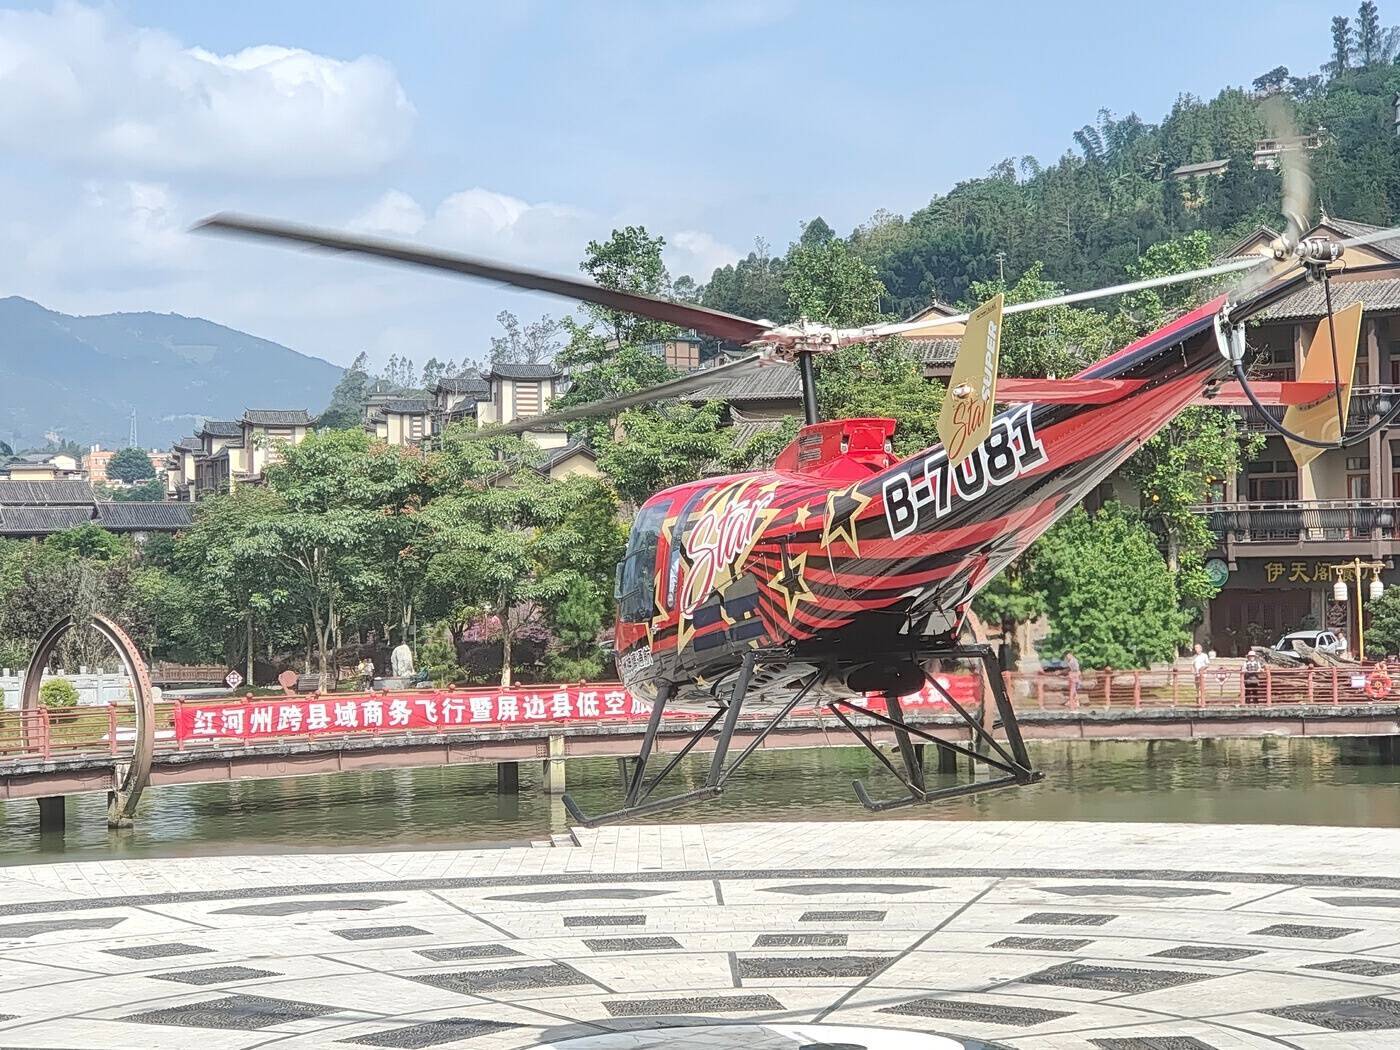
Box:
[699,3,1400,320]
[0,297,341,449]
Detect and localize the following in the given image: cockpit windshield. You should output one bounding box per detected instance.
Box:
[616,502,667,623]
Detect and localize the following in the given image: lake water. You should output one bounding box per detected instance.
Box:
[2,737,1398,865]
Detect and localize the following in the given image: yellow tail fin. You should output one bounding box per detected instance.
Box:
[1284,301,1364,469]
[937,294,1004,467]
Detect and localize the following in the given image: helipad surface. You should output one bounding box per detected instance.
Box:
[1,820,1399,1048]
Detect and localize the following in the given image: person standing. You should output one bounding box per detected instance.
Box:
[358,656,374,692]
[1065,650,1081,709]
[1242,649,1263,705]
[1192,643,1211,704]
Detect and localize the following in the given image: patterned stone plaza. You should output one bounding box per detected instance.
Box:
[0,820,1399,1048]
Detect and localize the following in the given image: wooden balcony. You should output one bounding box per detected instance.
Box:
[1231,384,1400,434]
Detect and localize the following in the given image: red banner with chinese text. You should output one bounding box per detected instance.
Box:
[172,675,981,743]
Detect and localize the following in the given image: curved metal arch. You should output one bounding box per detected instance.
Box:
[22,614,155,826]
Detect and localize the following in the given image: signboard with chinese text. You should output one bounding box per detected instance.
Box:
[172,676,981,743]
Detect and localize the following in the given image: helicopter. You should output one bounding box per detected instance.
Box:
[197,184,1398,827]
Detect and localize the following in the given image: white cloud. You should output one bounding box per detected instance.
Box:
[349,190,427,236]
[0,2,414,177]
[666,229,740,280]
[21,179,191,282]
[425,187,594,267]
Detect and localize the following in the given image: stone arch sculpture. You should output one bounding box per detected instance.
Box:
[22,613,155,827]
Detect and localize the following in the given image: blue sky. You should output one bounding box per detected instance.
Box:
[0,0,1331,369]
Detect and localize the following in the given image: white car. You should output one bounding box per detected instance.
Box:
[1272,630,1345,656]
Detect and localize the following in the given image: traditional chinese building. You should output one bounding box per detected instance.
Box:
[1188,216,1400,654]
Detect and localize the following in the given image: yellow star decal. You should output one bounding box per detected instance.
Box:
[794,503,813,528]
[769,550,816,620]
[821,483,872,557]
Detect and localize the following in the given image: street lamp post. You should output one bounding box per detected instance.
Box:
[1328,557,1387,659]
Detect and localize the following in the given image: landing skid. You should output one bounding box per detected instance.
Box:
[560,644,1042,828]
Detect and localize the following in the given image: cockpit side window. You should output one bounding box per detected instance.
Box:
[617,503,667,623]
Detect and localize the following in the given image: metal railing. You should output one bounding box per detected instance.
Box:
[1232,384,1400,434]
[1193,499,1400,543]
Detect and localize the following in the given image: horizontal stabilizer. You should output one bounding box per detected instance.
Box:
[994,378,1343,407]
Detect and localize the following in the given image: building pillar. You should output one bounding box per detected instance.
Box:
[37,796,65,836]
[1367,317,1381,388]
[497,761,519,795]
[542,735,566,795]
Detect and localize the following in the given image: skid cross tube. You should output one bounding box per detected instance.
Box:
[832,643,1040,811]
[566,652,773,828]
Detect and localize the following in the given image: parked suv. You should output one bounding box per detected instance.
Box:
[1272,629,1345,655]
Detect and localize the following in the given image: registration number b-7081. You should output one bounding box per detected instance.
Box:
[883,405,1046,540]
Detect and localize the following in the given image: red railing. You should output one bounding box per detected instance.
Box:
[1003,665,1391,710]
[2,668,1395,763]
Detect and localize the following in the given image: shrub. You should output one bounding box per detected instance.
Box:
[39,677,79,709]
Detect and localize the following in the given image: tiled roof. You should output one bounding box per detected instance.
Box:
[911,337,961,369]
[0,506,96,534]
[434,370,490,396]
[1254,277,1400,320]
[380,398,432,414]
[172,436,202,453]
[243,409,314,426]
[0,480,96,505]
[678,364,803,404]
[727,411,789,448]
[489,362,561,380]
[96,502,195,531]
[537,440,596,472]
[197,420,242,439]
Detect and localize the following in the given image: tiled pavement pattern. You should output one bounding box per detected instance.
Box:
[2,820,1400,1046]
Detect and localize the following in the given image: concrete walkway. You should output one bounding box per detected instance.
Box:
[0,821,1398,1047]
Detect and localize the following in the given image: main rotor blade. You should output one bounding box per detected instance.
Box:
[1337,223,1400,251]
[865,254,1270,340]
[481,352,776,436]
[194,213,773,345]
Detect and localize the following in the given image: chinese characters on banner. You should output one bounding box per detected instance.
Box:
[173,675,982,743]
[175,686,648,742]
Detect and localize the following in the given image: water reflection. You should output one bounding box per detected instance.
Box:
[2,736,1397,865]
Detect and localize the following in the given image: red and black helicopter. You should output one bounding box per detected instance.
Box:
[199,191,1397,826]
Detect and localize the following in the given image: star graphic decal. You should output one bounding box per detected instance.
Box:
[821,483,872,557]
[769,549,816,620]
[793,503,813,528]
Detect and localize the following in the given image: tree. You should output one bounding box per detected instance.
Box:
[490,311,562,366]
[1363,585,1400,657]
[1328,15,1355,77]
[702,240,789,323]
[1253,65,1291,95]
[782,238,886,326]
[175,487,294,683]
[799,216,836,247]
[251,430,426,680]
[1026,504,1190,669]
[108,447,155,483]
[319,351,373,430]
[421,431,624,685]
[968,263,1116,379]
[815,340,944,455]
[38,678,78,709]
[579,226,674,347]
[99,479,165,502]
[1358,1,1382,64]
[595,402,753,506]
